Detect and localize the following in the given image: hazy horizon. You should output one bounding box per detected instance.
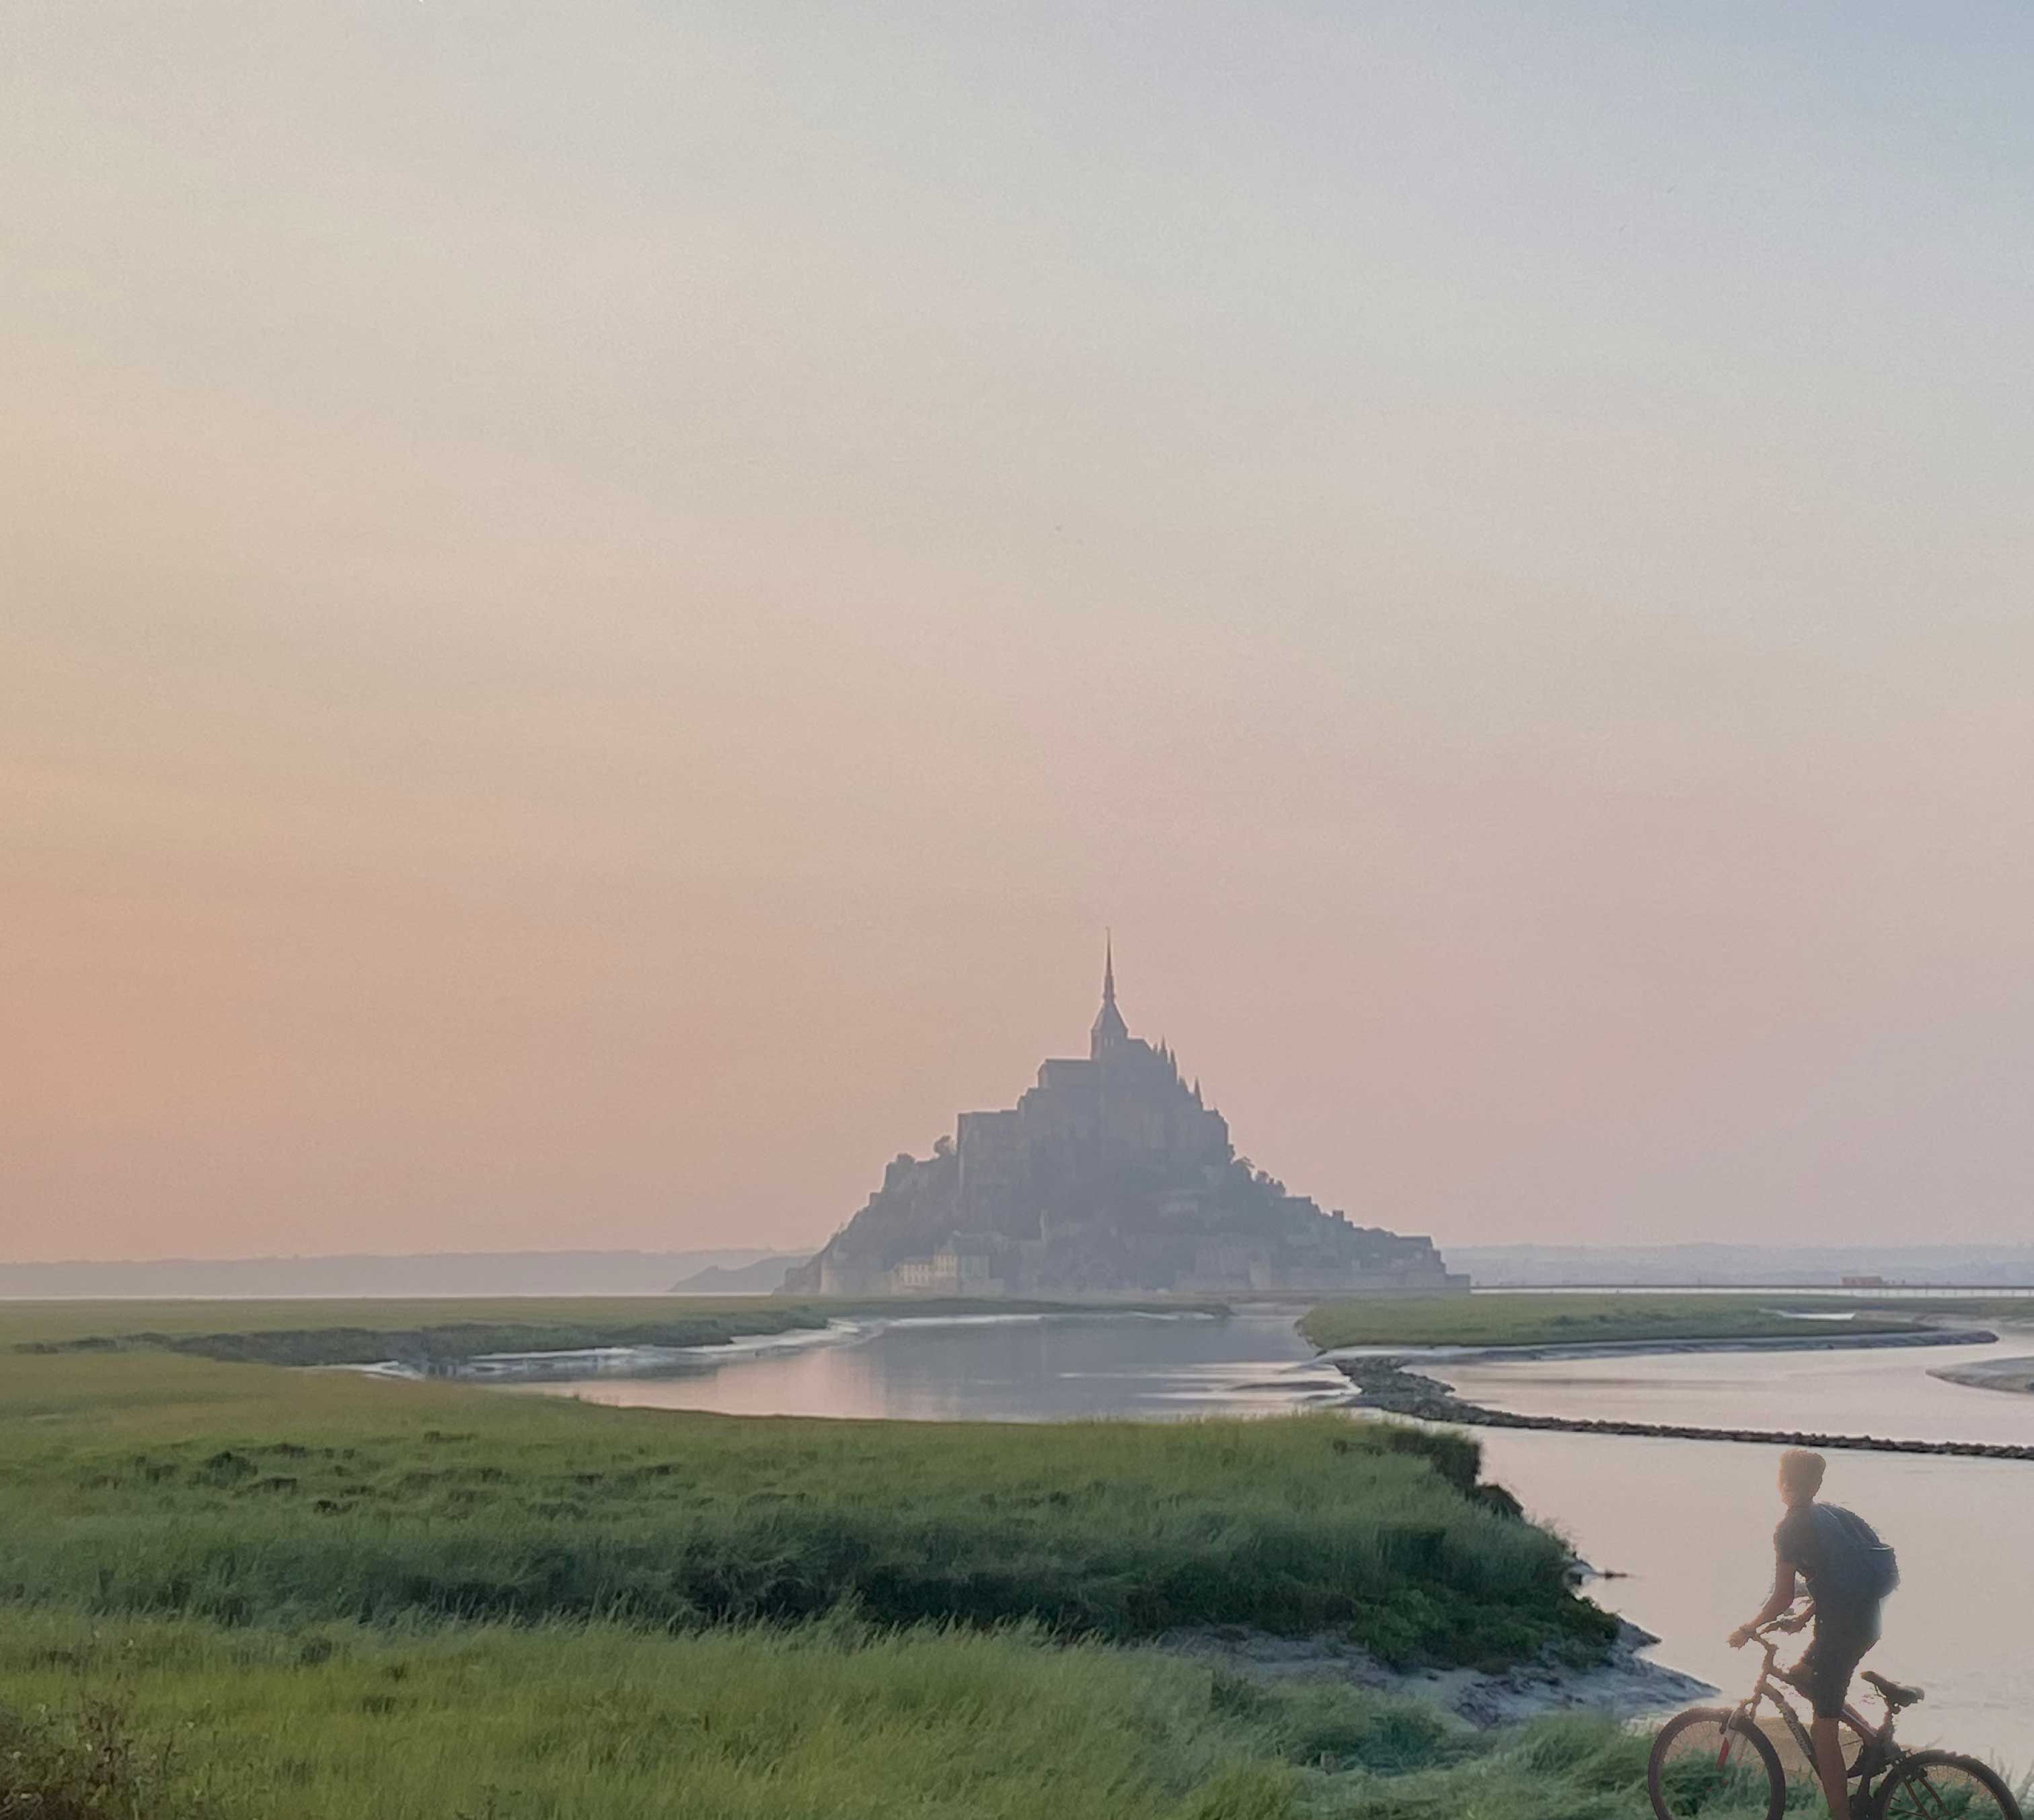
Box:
[8,6,2034,1263]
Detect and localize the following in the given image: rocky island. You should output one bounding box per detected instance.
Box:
[786,946,1464,1298]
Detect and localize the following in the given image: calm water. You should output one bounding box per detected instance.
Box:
[525,1310,1347,1420]
[531,1310,2034,1770]
[1435,1328,2034,1771]
[1435,1324,2034,1448]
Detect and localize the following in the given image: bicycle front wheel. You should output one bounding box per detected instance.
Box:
[1649,1706,1785,1820]
[1875,1751,2025,1820]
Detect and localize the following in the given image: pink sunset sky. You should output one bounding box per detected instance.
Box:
[5,6,2033,1262]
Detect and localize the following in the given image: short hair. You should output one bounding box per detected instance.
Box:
[1780,1449,1826,1497]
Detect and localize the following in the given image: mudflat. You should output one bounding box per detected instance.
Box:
[1932,1354,2034,1396]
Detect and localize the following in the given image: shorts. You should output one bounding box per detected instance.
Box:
[1793,1617,1879,1720]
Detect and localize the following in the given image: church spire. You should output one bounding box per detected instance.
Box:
[1090,932,1129,1057]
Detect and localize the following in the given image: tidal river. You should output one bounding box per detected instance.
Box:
[524,1307,2034,1772]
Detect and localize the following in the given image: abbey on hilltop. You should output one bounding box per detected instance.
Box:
[784,945,1464,1298]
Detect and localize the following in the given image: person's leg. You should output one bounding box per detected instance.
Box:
[1810,1714,1851,1820]
[1805,1624,1874,1820]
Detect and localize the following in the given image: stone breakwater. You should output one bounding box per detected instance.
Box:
[1330,1338,2034,1462]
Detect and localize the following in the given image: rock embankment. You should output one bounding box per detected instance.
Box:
[1331,1350,2034,1462]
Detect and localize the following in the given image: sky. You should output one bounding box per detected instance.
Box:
[5,3,2033,1263]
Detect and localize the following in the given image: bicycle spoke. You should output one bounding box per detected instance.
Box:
[1879,1756,2020,1820]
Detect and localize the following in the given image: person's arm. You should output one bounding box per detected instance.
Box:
[1727,1559,1799,1649]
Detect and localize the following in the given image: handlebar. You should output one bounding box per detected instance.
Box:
[1752,1603,1815,1651]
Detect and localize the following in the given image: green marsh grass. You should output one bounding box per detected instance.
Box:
[1298,1292,1952,1353]
[0,1343,1604,1665]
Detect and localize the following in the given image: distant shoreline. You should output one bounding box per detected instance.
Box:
[11,1296,1228,1373]
[1321,1326,1995,1366]
[1324,1328,2034,1462]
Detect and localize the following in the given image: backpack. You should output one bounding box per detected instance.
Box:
[1812,1503,1900,1606]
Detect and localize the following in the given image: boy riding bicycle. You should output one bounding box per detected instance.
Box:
[1728,1449,1899,1820]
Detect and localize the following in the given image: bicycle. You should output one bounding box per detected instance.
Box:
[1648,1607,2024,1820]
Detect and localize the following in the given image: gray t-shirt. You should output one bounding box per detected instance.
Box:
[1775,1501,1883,1630]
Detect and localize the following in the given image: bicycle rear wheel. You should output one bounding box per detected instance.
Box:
[1649,1707,1785,1820]
[1874,1751,2024,1820]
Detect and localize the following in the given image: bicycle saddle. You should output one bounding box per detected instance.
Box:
[1862,1671,1924,1710]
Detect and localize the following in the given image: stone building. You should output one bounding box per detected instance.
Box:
[784,946,1462,1298]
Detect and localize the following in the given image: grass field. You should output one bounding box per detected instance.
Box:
[1297,1292,1972,1353]
[0,1610,1682,1820]
[0,1297,1658,1816]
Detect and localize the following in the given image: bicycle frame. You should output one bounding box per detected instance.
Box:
[1729,1620,1893,1798]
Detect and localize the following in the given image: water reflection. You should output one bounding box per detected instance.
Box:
[525,1310,1347,1421]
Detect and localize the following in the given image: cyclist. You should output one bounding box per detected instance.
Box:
[1728,1449,1897,1820]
